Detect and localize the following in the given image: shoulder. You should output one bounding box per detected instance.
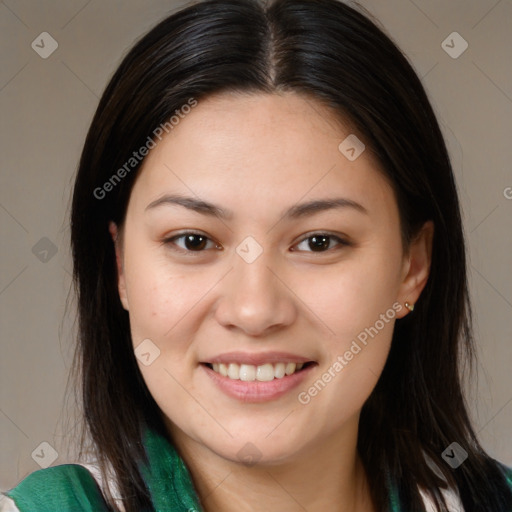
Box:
[1,464,109,512]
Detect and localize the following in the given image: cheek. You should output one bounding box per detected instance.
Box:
[122,245,191,344]
[123,253,201,408]
[292,244,401,411]
[297,248,402,343]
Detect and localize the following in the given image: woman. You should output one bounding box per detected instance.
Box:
[2,0,511,510]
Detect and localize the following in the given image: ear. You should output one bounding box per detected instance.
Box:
[109,221,129,311]
[395,220,434,319]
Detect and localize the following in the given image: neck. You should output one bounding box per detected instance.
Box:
[167,418,375,512]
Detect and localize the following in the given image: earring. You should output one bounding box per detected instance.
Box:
[404,301,415,312]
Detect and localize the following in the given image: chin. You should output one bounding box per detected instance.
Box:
[199,431,308,468]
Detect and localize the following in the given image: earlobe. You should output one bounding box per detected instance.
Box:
[108,221,130,311]
[396,221,434,318]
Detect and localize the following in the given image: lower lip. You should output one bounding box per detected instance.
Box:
[201,364,315,403]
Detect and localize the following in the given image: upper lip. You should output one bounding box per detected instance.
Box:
[202,351,314,366]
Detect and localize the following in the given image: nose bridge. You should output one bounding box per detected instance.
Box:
[235,251,276,297]
[214,241,295,335]
[232,234,278,294]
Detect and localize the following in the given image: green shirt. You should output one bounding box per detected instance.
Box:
[3,427,512,511]
[3,427,202,512]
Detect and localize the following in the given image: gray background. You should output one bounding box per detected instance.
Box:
[1,0,511,491]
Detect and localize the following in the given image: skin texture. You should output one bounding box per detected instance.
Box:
[109,91,433,512]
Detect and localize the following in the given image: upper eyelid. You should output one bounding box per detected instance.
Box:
[292,233,349,252]
[292,231,349,245]
[163,231,219,250]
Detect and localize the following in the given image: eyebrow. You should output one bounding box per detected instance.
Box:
[144,194,368,220]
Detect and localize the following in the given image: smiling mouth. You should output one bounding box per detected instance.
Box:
[203,361,315,382]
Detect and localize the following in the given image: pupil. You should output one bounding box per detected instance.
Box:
[185,235,206,250]
[309,236,329,251]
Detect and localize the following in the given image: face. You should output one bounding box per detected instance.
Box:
[110,92,432,465]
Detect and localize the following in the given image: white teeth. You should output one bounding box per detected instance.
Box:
[239,364,256,381]
[285,362,296,375]
[256,363,275,382]
[274,362,286,379]
[219,363,228,377]
[227,363,240,379]
[209,361,307,381]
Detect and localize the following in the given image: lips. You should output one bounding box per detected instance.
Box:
[203,351,312,366]
[200,351,317,402]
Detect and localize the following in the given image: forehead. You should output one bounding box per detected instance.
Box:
[127,92,396,223]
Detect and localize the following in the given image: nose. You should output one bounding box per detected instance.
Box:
[214,250,297,337]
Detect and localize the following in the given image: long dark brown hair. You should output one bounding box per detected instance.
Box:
[70,1,512,510]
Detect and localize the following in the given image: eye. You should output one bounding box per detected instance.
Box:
[163,232,221,253]
[292,233,350,253]
[162,231,350,255]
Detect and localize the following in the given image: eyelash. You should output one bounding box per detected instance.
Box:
[161,231,351,255]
